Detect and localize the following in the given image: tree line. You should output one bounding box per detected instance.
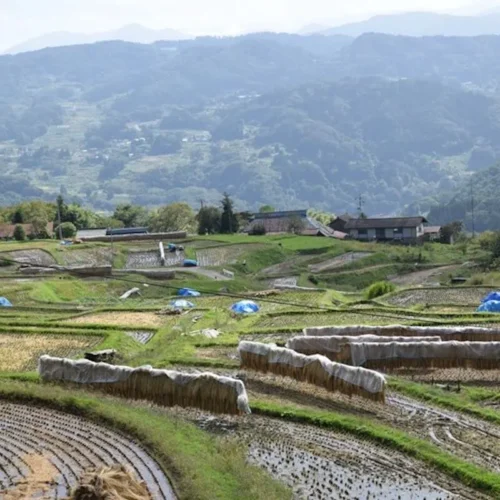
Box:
[0,193,246,240]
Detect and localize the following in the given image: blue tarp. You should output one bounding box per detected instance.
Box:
[482,292,500,303]
[183,259,198,267]
[170,299,195,309]
[0,297,12,307]
[477,300,500,313]
[231,300,260,314]
[178,288,201,297]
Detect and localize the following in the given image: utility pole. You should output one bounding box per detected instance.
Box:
[357,194,365,218]
[470,181,476,238]
[56,200,63,241]
[199,199,205,210]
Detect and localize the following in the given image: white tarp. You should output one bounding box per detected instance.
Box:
[38,355,250,414]
[303,324,500,339]
[286,335,442,354]
[349,341,500,367]
[238,341,385,395]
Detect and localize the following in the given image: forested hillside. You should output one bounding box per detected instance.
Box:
[1,32,500,218]
[427,164,500,231]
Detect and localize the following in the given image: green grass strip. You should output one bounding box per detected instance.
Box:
[251,400,500,495]
[390,378,500,426]
[0,380,290,500]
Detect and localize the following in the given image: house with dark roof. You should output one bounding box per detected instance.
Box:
[329,213,353,233]
[244,210,347,238]
[344,217,428,244]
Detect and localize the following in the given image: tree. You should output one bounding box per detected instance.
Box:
[13,225,25,241]
[440,221,463,244]
[259,205,275,213]
[149,203,195,233]
[220,193,239,234]
[197,206,221,235]
[55,222,77,239]
[21,201,55,238]
[287,215,305,234]
[113,203,148,228]
[12,208,24,224]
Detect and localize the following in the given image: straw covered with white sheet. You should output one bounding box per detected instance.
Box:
[38,355,250,415]
[349,341,500,370]
[286,335,442,362]
[303,325,500,342]
[238,341,386,402]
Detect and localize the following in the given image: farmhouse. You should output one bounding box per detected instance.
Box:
[344,216,427,244]
[424,226,442,242]
[244,210,346,238]
[329,213,353,233]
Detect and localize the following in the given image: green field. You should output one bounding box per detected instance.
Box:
[1,235,500,499]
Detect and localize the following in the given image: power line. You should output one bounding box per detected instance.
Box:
[0,254,441,323]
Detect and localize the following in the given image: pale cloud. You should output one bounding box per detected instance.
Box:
[0,0,495,49]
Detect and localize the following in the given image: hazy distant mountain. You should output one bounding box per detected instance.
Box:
[298,24,331,35]
[5,24,191,54]
[319,11,500,37]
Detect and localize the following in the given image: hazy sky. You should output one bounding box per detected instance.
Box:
[0,0,498,49]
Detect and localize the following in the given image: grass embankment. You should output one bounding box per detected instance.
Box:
[391,378,500,426]
[252,400,500,495]
[0,379,291,500]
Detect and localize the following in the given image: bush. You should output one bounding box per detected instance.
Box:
[308,274,319,285]
[55,222,77,239]
[13,225,26,241]
[365,281,396,300]
[249,223,266,236]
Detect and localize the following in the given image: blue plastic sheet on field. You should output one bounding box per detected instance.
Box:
[170,299,195,309]
[178,288,201,297]
[477,300,500,313]
[183,259,198,267]
[482,292,500,303]
[0,297,12,307]
[231,300,260,314]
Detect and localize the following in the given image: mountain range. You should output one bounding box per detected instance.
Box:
[4,24,191,55]
[315,11,500,37]
[1,31,500,227]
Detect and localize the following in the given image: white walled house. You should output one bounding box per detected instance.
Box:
[344,217,428,244]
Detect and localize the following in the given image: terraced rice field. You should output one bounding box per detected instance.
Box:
[126,250,183,269]
[0,334,101,372]
[66,312,166,328]
[253,312,416,329]
[165,406,485,500]
[196,244,266,267]
[59,248,111,267]
[0,402,175,499]
[385,288,494,307]
[308,252,372,273]
[5,250,56,267]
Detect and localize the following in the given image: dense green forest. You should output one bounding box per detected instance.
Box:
[1,32,500,221]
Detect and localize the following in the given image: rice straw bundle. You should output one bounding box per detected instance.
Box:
[238,341,386,402]
[39,356,250,415]
[349,341,500,371]
[70,465,150,500]
[304,325,500,342]
[286,335,441,362]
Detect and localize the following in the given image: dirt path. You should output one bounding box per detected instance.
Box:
[390,265,458,287]
[0,402,175,499]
